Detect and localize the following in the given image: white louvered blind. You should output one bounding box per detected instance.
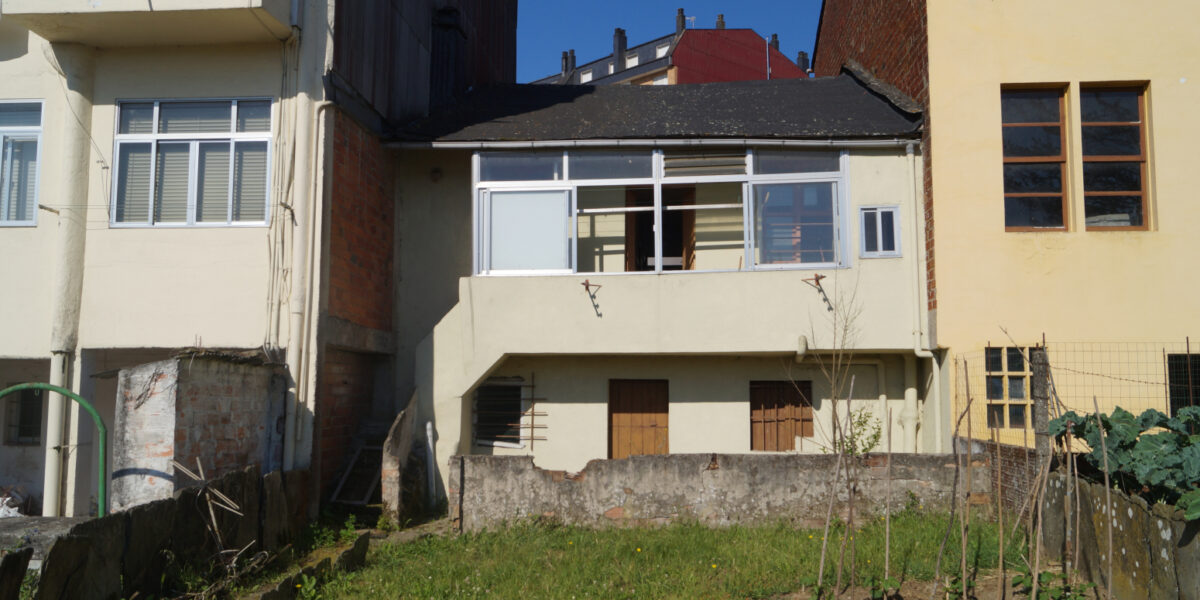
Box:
[119,103,155,134]
[115,143,151,223]
[158,102,231,134]
[3,138,37,222]
[236,101,271,133]
[197,142,231,222]
[154,143,190,223]
[232,141,267,221]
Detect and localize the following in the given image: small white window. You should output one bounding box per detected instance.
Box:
[655,43,670,58]
[0,102,42,226]
[112,99,271,227]
[608,62,614,75]
[580,69,593,84]
[651,73,669,86]
[860,206,901,257]
[626,52,639,68]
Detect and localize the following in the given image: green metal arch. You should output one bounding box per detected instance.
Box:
[0,383,107,517]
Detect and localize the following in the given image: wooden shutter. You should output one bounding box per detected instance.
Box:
[750,381,813,451]
[609,379,669,459]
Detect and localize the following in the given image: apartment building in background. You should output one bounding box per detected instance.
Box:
[0,0,516,516]
[533,8,809,85]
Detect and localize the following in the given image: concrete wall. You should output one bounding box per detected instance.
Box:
[111,357,285,512]
[449,453,990,531]
[925,0,1200,382]
[35,467,312,600]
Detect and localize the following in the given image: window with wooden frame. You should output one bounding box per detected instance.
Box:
[750,380,813,451]
[1001,88,1067,230]
[984,346,1030,429]
[1080,86,1147,229]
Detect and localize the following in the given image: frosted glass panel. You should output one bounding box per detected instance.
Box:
[197,142,231,222]
[490,190,569,270]
[115,143,151,222]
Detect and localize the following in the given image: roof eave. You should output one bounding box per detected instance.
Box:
[386,136,921,150]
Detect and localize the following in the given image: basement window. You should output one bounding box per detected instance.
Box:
[111,99,271,227]
[985,346,1030,429]
[473,379,526,448]
[4,386,42,446]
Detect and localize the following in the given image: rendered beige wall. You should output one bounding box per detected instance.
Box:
[477,355,910,474]
[0,22,70,359]
[927,0,1200,349]
[74,44,282,350]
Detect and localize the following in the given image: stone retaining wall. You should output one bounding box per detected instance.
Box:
[449,453,991,532]
[1040,472,1200,600]
[31,467,310,600]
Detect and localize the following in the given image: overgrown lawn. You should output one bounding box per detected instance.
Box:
[321,508,1026,599]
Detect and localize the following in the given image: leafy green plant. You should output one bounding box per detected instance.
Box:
[1050,406,1200,518]
[376,512,398,533]
[339,514,359,545]
[302,521,337,549]
[824,408,883,457]
[1012,567,1095,600]
[297,573,322,600]
[866,575,900,599]
[943,573,975,599]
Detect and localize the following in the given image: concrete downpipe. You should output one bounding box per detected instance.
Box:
[42,43,95,516]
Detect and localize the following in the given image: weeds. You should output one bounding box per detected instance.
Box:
[1013,567,1096,600]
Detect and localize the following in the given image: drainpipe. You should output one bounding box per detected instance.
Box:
[906,142,941,452]
[42,42,95,517]
[284,1,331,471]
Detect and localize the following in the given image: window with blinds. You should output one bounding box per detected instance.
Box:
[0,102,42,226]
[113,99,271,226]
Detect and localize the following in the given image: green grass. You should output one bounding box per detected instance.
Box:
[320,509,1027,599]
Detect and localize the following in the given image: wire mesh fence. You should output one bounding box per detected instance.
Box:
[954,338,1200,448]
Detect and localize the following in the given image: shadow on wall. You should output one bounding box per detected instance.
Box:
[0,21,29,62]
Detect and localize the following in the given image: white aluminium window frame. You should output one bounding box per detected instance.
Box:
[0,99,44,227]
[109,98,273,228]
[472,148,851,276]
[859,205,902,258]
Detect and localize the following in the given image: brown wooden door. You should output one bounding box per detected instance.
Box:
[750,381,814,451]
[609,379,669,459]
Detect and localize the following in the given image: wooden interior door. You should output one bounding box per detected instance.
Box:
[609,379,669,459]
[750,381,814,451]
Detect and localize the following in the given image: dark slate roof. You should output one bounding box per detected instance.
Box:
[396,74,922,143]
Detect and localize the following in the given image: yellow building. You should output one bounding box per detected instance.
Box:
[815,0,1200,443]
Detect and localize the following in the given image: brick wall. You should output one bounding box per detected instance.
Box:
[316,348,377,495]
[329,109,394,332]
[111,357,285,512]
[814,0,936,310]
[974,439,1042,515]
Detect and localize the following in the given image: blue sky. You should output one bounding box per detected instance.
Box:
[516,1,825,82]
